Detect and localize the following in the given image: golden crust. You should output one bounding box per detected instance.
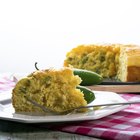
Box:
[126,66,140,81]
[124,46,140,66]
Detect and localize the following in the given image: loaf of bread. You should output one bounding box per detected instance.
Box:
[12,68,87,113]
[64,44,140,82]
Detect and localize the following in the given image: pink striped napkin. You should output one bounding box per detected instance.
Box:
[39,93,140,140]
[0,75,15,92]
[0,75,140,140]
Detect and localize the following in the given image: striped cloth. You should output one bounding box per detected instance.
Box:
[40,94,140,140]
[0,75,140,140]
[0,74,15,92]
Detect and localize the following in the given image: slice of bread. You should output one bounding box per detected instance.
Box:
[12,68,87,113]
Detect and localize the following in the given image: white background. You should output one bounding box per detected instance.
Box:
[0,0,140,73]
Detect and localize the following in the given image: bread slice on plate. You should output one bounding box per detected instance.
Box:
[12,68,87,114]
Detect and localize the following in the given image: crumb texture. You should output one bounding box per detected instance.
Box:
[12,68,87,113]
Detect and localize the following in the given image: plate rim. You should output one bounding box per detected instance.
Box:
[0,91,129,123]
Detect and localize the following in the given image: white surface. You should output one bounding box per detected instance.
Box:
[0,91,128,123]
[0,0,140,73]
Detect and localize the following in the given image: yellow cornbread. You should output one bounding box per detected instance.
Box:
[118,45,140,81]
[64,44,120,78]
[12,68,87,113]
[64,44,140,82]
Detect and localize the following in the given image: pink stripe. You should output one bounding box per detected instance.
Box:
[75,127,91,134]
[101,129,119,140]
[131,133,140,140]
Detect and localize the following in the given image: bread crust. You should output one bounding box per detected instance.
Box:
[127,66,140,81]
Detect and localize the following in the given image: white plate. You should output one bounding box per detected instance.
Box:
[0,91,129,123]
